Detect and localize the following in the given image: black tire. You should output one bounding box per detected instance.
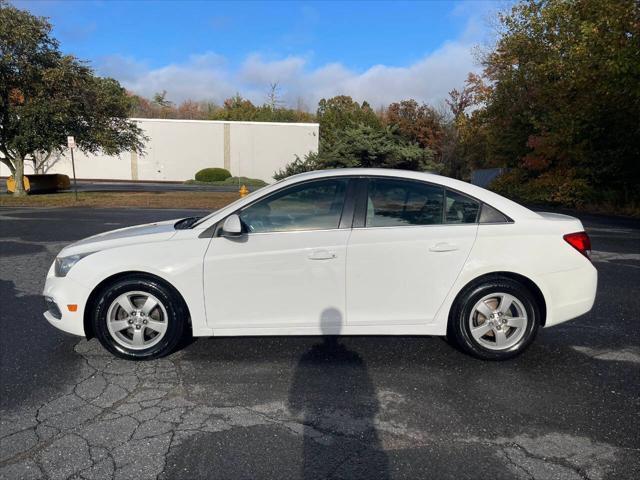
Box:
[92,275,188,360]
[447,277,540,360]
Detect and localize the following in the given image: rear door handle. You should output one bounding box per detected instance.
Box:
[308,249,337,260]
[429,242,459,252]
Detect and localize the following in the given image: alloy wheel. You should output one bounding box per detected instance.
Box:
[106,290,168,350]
[468,292,528,351]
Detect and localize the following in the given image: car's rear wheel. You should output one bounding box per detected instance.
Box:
[448,278,540,360]
[92,275,187,360]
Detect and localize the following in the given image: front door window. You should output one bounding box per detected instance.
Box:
[240,179,349,233]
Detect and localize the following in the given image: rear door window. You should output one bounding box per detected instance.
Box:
[365,179,444,227]
[445,190,480,224]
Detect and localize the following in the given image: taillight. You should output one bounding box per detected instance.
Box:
[563,231,592,259]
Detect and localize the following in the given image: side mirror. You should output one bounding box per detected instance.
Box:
[221,214,242,236]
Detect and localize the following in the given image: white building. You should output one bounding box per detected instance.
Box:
[0,118,319,183]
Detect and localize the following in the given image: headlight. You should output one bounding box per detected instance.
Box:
[55,252,95,277]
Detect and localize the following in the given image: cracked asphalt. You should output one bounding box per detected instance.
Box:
[1,206,639,480]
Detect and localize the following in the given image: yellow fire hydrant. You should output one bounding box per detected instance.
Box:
[239,184,249,197]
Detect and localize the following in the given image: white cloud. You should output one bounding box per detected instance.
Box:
[96,6,491,109]
[98,52,238,104]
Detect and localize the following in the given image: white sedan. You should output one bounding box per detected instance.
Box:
[43,169,597,360]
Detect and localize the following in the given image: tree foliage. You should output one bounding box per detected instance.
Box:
[476,0,640,205]
[130,92,315,123]
[0,2,145,194]
[273,152,321,180]
[210,94,315,122]
[274,102,440,180]
[384,100,444,157]
[319,123,438,172]
[316,95,381,150]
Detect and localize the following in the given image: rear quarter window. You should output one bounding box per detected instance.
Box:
[478,204,511,224]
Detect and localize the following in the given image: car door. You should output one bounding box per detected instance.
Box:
[346,177,479,326]
[204,177,355,330]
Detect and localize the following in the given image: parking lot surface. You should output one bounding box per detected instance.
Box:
[1,206,638,479]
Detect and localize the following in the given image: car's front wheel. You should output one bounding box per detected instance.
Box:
[92,275,187,360]
[448,278,541,360]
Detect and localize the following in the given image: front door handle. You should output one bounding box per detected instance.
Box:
[429,242,459,252]
[308,249,337,260]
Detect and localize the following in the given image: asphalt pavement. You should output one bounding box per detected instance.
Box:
[0,206,638,480]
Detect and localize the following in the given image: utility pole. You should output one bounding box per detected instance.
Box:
[67,136,78,201]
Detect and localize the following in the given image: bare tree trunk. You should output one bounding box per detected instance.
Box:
[13,154,26,196]
[32,150,52,174]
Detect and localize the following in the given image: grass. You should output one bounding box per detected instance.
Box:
[0,191,240,209]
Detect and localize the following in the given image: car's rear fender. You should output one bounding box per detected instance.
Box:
[432,218,597,332]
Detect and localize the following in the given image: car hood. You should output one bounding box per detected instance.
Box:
[58,219,180,257]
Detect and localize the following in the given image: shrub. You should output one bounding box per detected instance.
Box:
[223,176,268,187]
[184,176,268,187]
[273,152,320,180]
[194,168,231,182]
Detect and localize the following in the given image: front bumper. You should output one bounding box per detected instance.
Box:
[42,267,91,337]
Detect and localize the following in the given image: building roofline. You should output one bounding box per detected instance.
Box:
[130,118,319,127]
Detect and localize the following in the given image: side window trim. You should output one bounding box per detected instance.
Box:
[337,179,358,229]
[352,178,369,229]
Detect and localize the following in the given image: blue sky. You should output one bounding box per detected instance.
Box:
[15,0,505,108]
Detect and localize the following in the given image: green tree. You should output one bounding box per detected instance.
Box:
[152,90,173,109]
[273,151,321,180]
[151,90,176,118]
[441,73,493,179]
[274,124,441,180]
[275,95,443,180]
[320,124,439,172]
[208,93,315,123]
[316,95,381,150]
[0,2,145,195]
[479,0,640,205]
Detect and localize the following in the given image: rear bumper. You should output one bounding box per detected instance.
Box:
[42,269,90,337]
[540,263,598,327]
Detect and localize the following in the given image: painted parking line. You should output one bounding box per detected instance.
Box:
[586,227,639,234]
[591,250,640,267]
[572,346,640,364]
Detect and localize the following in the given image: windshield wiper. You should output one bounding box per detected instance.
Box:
[174,216,202,230]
